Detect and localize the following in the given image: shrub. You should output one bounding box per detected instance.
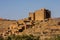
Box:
[5,34,40,40]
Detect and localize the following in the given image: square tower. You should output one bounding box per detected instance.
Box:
[29,12,35,20]
[34,8,51,21]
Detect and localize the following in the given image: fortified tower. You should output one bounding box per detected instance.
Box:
[29,8,51,21]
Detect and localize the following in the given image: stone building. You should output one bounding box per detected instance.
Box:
[0,8,60,40]
[29,8,51,21]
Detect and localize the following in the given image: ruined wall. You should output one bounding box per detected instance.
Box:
[29,12,35,20]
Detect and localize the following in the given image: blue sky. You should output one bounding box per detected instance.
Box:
[0,0,60,20]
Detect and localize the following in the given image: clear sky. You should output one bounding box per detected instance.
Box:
[0,0,60,20]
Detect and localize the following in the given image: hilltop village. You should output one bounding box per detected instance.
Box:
[0,8,60,40]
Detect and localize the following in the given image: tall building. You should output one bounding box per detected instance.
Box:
[29,8,51,21]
